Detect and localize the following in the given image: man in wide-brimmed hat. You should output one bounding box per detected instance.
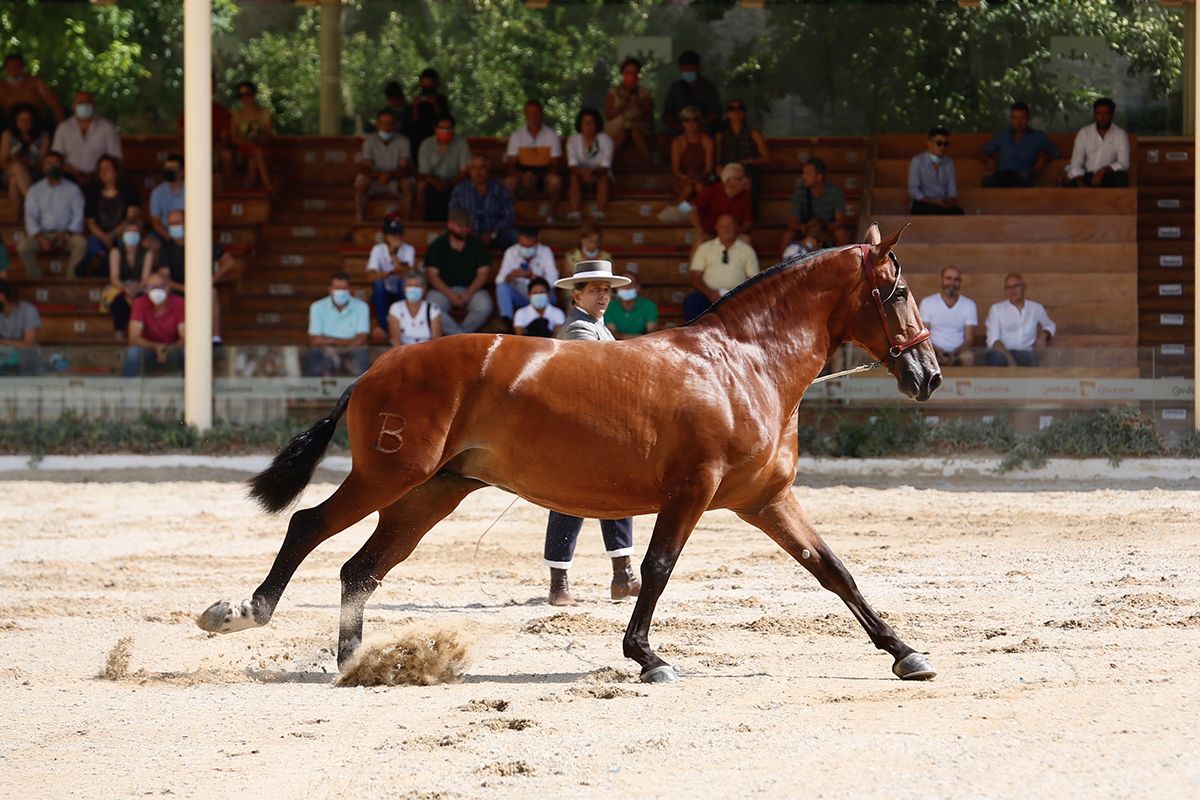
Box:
[542,259,641,606]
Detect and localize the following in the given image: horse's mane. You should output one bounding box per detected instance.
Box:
[689,244,856,323]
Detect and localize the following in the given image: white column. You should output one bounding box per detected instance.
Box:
[184,0,213,431]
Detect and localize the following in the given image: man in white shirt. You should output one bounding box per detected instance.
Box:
[918,265,977,365]
[495,226,558,327]
[354,108,413,222]
[366,215,417,338]
[504,99,564,223]
[49,91,122,187]
[1064,97,1130,188]
[684,213,759,322]
[983,273,1056,367]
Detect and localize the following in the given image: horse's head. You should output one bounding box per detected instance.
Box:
[850,224,942,402]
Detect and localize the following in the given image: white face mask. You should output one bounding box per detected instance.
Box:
[75,103,94,120]
[928,153,942,165]
[148,288,168,305]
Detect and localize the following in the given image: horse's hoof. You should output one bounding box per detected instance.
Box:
[892,652,937,681]
[196,599,262,633]
[640,665,680,684]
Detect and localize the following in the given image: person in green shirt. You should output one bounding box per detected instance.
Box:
[604,271,659,339]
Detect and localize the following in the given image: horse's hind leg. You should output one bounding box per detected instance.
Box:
[737,490,935,680]
[337,474,485,668]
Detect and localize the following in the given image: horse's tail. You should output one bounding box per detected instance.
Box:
[247,380,357,514]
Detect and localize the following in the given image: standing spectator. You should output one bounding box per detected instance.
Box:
[604,57,653,165]
[147,153,185,244]
[495,226,558,329]
[377,81,409,137]
[716,99,769,205]
[984,273,1056,367]
[387,271,443,346]
[0,279,41,376]
[667,105,713,213]
[605,271,659,339]
[305,271,371,377]
[177,75,235,190]
[918,265,977,366]
[1,103,49,211]
[0,53,64,127]
[909,127,963,215]
[231,81,274,193]
[105,219,154,340]
[503,99,563,223]
[122,272,184,377]
[417,113,470,221]
[784,158,848,249]
[18,151,85,279]
[450,156,517,250]
[981,101,1060,188]
[424,208,494,334]
[84,154,141,270]
[661,50,721,138]
[408,68,450,155]
[684,213,759,322]
[513,277,565,337]
[565,108,613,223]
[50,91,122,187]
[365,215,416,338]
[354,108,413,223]
[1065,98,1130,188]
[691,162,752,241]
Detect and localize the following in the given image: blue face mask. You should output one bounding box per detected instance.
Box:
[681,70,698,83]
[378,130,395,142]
[122,231,141,247]
[518,245,537,259]
[617,288,638,302]
[530,293,550,309]
[168,224,184,240]
[332,289,350,305]
[404,286,424,303]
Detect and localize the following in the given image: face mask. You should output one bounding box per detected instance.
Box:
[162,168,178,182]
[582,246,599,258]
[377,130,395,142]
[45,165,62,179]
[622,73,638,88]
[530,293,549,309]
[681,71,697,83]
[122,231,141,247]
[518,245,537,259]
[148,288,168,305]
[928,153,942,165]
[75,103,94,120]
[332,289,350,305]
[404,286,424,303]
[168,224,184,240]
[435,129,453,143]
[618,288,638,302]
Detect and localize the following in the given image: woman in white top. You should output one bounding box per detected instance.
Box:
[565,108,613,224]
[513,277,566,337]
[387,271,443,346]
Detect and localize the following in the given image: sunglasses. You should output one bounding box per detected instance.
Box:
[933,140,949,147]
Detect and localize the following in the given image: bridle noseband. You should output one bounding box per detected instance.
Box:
[858,243,931,358]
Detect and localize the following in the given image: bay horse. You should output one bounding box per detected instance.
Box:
[198,224,943,683]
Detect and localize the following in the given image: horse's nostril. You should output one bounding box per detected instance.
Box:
[928,372,943,393]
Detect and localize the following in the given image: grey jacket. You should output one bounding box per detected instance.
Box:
[558,305,614,342]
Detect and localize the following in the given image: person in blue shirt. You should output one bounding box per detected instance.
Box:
[908,127,963,215]
[305,271,371,377]
[981,102,1060,187]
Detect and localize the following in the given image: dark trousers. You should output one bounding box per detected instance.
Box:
[984,347,1038,367]
[370,279,403,331]
[983,169,1034,188]
[910,200,964,215]
[111,295,133,333]
[544,511,633,568]
[1070,170,1130,188]
[683,290,713,322]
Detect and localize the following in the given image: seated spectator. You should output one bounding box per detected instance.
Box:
[604,57,653,165]
[1064,97,1130,188]
[417,113,470,222]
[665,105,714,216]
[784,158,848,250]
[1,103,49,211]
[0,53,64,126]
[450,156,517,251]
[782,218,831,260]
[354,109,413,223]
[918,265,977,366]
[177,75,235,190]
[565,108,613,223]
[716,99,769,203]
[122,272,184,377]
[305,271,370,377]
[496,226,558,328]
[981,101,1060,188]
[84,155,141,272]
[424,208,494,334]
[155,208,236,343]
[503,99,563,223]
[514,277,565,337]
[387,270,443,346]
[0,279,41,375]
[605,272,659,339]
[909,127,963,215]
[231,81,274,193]
[691,162,752,241]
[366,215,417,337]
[377,80,409,137]
[18,151,85,279]
[408,68,450,154]
[50,91,121,188]
[147,152,185,245]
[105,219,155,340]
[984,273,1056,367]
[661,50,721,138]
[683,214,759,322]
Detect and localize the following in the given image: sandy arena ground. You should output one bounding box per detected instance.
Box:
[0,475,1198,799]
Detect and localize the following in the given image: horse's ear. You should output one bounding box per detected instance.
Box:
[873,223,910,259]
[863,223,881,246]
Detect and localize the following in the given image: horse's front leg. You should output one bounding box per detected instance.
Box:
[738,490,935,680]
